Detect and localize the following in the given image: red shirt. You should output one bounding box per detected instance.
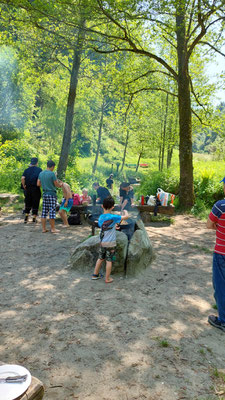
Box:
[209,199,225,255]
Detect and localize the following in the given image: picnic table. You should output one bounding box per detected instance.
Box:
[70,204,175,232]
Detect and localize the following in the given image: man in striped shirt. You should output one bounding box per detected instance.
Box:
[207,178,225,332]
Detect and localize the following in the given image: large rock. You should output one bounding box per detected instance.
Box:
[70,219,154,276]
[126,219,154,276]
[71,231,128,274]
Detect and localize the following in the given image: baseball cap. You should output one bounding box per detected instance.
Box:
[30,157,38,165]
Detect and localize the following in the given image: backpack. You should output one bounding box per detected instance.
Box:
[68,212,82,225]
[72,193,81,206]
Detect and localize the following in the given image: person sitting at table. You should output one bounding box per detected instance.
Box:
[119,182,134,211]
[80,188,91,205]
[92,182,111,204]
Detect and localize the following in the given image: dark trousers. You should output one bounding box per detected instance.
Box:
[25,187,41,215]
[213,252,225,323]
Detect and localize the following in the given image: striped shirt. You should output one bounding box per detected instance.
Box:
[209,199,225,255]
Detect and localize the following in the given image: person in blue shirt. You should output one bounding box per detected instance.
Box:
[92,196,129,283]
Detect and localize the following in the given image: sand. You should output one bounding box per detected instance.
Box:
[0,212,225,400]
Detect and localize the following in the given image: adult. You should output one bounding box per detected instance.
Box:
[37,160,62,233]
[21,157,42,223]
[119,182,134,211]
[106,174,114,191]
[207,177,225,332]
[92,182,110,204]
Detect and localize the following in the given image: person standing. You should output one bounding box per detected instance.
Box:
[92,196,129,283]
[58,181,73,227]
[21,157,42,223]
[207,177,225,332]
[106,174,114,192]
[37,160,62,233]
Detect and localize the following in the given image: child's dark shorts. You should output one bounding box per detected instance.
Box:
[99,246,116,262]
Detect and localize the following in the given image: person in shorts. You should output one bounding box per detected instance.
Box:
[37,160,62,233]
[58,181,73,227]
[92,196,129,283]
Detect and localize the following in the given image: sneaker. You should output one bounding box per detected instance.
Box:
[208,315,225,332]
[91,273,103,280]
[24,215,29,224]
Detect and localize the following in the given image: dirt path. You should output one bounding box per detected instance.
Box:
[0,213,224,400]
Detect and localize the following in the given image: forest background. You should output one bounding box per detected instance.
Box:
[0,0,225,218]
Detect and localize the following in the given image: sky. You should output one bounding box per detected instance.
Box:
[206,49,225,105]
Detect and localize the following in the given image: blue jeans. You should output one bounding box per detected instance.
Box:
[213,252,225,323]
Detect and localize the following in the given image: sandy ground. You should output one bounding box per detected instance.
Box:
[0,212,225,400]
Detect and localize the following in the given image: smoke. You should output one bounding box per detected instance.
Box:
[0,46,24,141]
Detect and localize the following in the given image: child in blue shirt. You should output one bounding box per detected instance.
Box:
[92,196,129,283]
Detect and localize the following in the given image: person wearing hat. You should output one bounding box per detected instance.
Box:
[207,177,225,332]
[21,157,42,223]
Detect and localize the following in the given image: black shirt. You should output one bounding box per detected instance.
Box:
[120,188,134,209]
[106,178,113,189]
[22,166,42,188]
[97,186,111,203]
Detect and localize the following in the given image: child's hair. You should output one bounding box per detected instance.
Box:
[47,160,55,168]
[103,196,115,210]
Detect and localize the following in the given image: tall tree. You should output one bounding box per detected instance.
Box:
[90,0,225,209]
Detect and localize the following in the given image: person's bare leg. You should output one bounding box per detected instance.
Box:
[59,209,69,226]
[105,261,113,283]
[41,218,48,232]
[50,218,59,233]
[93,258,104,275]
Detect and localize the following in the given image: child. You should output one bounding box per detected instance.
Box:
[58,181,73,227]
[92,196,129,283]
[80,188,91,205]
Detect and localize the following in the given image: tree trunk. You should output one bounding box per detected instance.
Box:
[92,97,105,174]
[121,125,129,172]
[57,19,85,179]
[120,95,133,172]
[161,93,169,171]
[176,2,194,209]
[136,152,142,172]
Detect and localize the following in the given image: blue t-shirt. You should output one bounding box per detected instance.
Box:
[98,213,122,248]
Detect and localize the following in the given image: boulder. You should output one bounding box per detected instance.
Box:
[70,218,154,276]
[70,231,128,274]
[126,221,154,276]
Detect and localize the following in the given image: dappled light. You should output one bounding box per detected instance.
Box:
[0,213,224,399]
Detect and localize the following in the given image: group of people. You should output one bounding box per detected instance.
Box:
[21,158,135,233]
[21,157,225,329]
[21,158,72,233]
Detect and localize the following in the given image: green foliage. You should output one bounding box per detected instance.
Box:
[136,169,180,198]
